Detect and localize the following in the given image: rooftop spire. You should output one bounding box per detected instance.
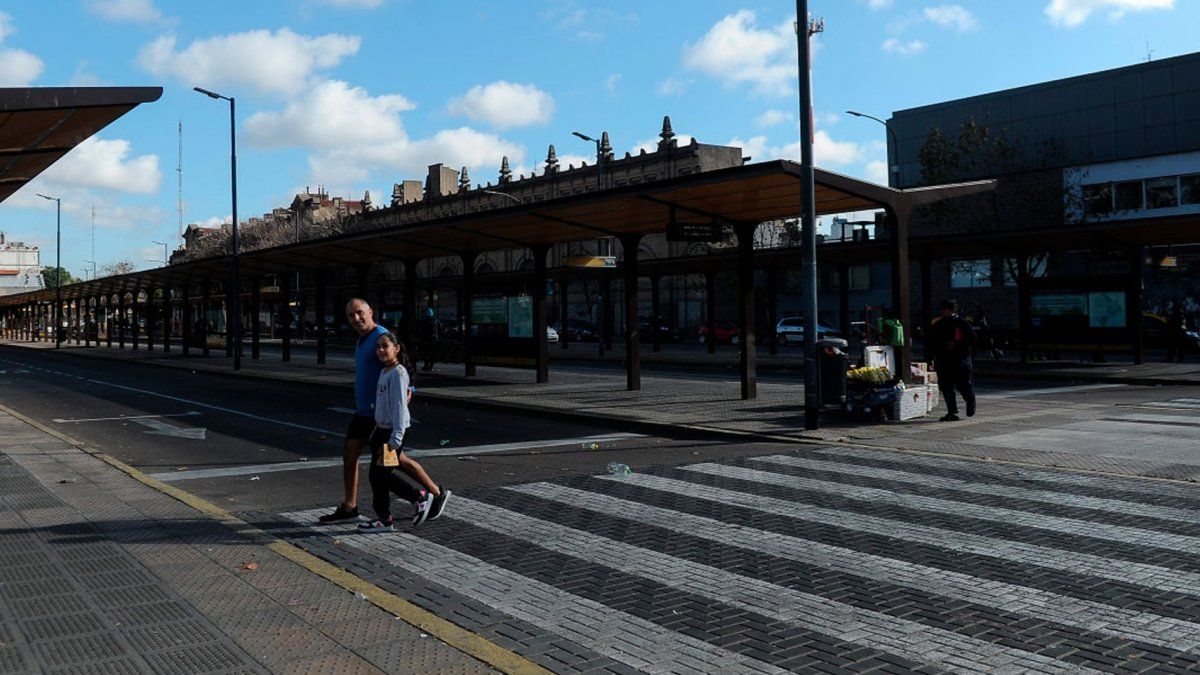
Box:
[459,166,471,193]
[499,156,512,184]
[599,131,613,161]
[545,144,559,173]
[658,115,677,150]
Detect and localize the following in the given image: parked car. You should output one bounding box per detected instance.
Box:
[775,317,841,345]
[637,316,685,343]
[563,320,599,342]
[699,320,741,345]
[546,326,559,343]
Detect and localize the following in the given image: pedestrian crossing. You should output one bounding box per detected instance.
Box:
[281,447,1200,674]
[1140,396,1200,410]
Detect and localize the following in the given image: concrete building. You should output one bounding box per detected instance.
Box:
[0,232,42,296]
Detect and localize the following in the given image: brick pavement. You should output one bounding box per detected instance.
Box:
[0,408,503,674]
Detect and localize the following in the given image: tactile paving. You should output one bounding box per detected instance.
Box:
[107,600,195,627]
[140,642,259,673]
[10,593,92,618]
[122,619,223,653]
[30,632,126,668]
[17,613,105,642]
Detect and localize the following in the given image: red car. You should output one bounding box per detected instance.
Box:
[698,321,741,345]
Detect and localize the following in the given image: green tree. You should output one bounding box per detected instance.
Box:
[41,266,77,287]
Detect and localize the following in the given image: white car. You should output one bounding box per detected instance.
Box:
[775,317,841,345]
[546,326,559,343]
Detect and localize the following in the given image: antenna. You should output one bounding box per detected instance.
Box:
[177,121,184,241]
[1145,37,1154,62]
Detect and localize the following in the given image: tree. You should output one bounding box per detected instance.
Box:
[41,266,76,287]
[101,260,136,276]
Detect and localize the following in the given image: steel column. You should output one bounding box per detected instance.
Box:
[704,270,716,355]
[250,278,261,360]
[316,270,327,365]
[201,280,211,357]
[736,223,757,400]
[650,273,662,353]
[621,235,642,391]
[533,245,550,383]
[461,252,477,377]
[767,266,779,356]
[280,272,291,362]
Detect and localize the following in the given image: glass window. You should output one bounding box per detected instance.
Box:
[1113,180,1143,211]
[950,259,992,288]
[1145,176,1178,209]
[1082,183,1112,216]
[1002,256,1049,287]
[1181,174,1200,206]
[849,265,870,290]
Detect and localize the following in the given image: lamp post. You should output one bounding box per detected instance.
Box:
[36,193,62,348]
[846,110,899,187]
[194,86,242,370]
[572,131,611,356]
[153,240,168,266]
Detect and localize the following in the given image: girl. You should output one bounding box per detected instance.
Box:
[358,332,450,532]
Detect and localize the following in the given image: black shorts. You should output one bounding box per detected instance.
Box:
[345,414,375,442]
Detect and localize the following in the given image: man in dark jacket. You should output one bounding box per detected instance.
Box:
[930,299,977,422]
[418,307,439,371]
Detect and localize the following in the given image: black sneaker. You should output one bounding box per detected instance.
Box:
[318,505,359,523]
[412,490,435,527]
[939,413,961,422]
[428,488,451,521]
[966,399,976,417]
[357,516,394,532]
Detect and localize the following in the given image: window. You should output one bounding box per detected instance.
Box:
[849,265,870,290]
[950,259,992,288]
[1114,180,1143,211]
[1145,176,1178,209]
[1181,174,1200,206]
[1002,256,1049,287]
[1082,183,1112,216]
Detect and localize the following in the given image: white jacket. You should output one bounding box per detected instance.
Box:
[374,365,411,448]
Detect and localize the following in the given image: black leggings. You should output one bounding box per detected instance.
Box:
[937,359,976,416]
[367,428,420,521]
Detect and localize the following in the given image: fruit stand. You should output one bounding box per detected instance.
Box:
[843,363,939,422]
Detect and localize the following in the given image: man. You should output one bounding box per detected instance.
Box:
[418,307,439,371]
[930,298,977,422]
[319,298,389,522]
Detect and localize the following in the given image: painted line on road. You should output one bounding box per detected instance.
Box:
[149,433,646,482]
[326,407,357,414]
[53,411,202,424]
[981,383,1126,398]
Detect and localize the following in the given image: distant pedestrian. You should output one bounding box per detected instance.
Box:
[930,299,977,422]
[318,298,389,523]
[418,308,439,371]
[358,332,450,531]
[1167,302,1188,363]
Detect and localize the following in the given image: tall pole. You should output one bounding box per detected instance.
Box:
[230,96,241,370]
[90,206,96,279]
[847,111,898,187]
[797,0,822,430]
[37,194,62,348]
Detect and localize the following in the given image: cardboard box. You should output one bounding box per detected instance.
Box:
[891,385,929,421]
[924,386,940,413]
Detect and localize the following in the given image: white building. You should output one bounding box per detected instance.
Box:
[0,232,43,296]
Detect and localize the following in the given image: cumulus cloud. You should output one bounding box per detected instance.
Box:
[245,80,414,150]
[882,38,927,55]
[447,81,555,130]
[85,0,168,24]
[0,48,43,86]
[137,28,361,97]
[923,5,980,31]
[308,127,526,185]
[38,137,161,194]
[658,76,688,96]
[755,109,793,128]
[682,10,797,96]
[630,135,696,155]
[864,160,890,185]
[1044,0,1173,26]
[728,130,864,166]
[0,11,15,42]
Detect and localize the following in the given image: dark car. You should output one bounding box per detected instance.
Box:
[637,317,684,343]
[1143,313,1200,350]
[562,320,599,342]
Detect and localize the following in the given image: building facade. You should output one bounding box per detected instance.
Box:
[0,232,42,296]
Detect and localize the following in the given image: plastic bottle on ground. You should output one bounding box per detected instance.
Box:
[606,462,632,477]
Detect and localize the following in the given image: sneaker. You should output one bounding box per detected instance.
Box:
[966,399,976,417]
[412,490,435,527]
[318,505,359,523]
[939,413,961,422]
[357,517,394,532]
[428,488,451,521]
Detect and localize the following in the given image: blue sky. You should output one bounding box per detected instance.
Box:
[0,0,1194,276]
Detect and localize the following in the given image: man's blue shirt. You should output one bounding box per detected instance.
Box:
[354,324,388,416]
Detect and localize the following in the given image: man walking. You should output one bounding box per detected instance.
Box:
[930,298,977,422]
[319,298,389,522]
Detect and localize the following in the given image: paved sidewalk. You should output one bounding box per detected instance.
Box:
[0,407,504,674]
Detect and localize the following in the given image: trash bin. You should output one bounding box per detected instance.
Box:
[817,337,849,405]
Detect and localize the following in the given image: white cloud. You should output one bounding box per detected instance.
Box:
[68,61,109,87]
[245,80,414,150]
[867,0,894,7]
[85,0,167,24]
[658,75,688,96]
[0,48,43,86]
[728,130,863,166]
[864,160,890,185]
[310,127,526,185]
[447,81,555,130]
[923,5,980,31]
[755,109,793,128]
[882,38,928,55]
[606,73,622,96]
[682,10,797,96]
[37,137,161,194]
[0,11,15,42]
[1044,0,1173,26]
[630,135,696,155]
[137,28,361,97]
[543,2,638,43]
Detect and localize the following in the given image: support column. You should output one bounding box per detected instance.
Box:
[887,208,912,383]
[533,245,550,383]
[201,280,211,357]
[621,236,642,391]
[920,256,933,362]
[1129,246,1145,365]
[83,300,91,347]
[316,270,327,365]
[704,270,717,355]
[403,259,418,348]
[838,264,851,340]
[131,290,140,350]
[650,273,662,353]
[145,291,156,352]
[250,277,261,360]
[181,286,192,357]
[461,252,477,377]
[1017,255,1031,364]
[224,284,234,358]
[162,287,172,352]
[736,223,757,400]
[767,266,779,356]
[280,272,292,362]
[602,272,614,352]
[559,277,570,350]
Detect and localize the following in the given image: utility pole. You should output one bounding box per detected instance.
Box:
[796,0,824,430]
[90,206,97,279]
[178,121,184,242]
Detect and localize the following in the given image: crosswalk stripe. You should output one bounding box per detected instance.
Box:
[690,460,1200,554]
[281,508,791,675]
[605,472,1200,595]
[509,481,1200,654]
[810,445,1200,500]
[445,497,1096,673]
[765,451,1200,524]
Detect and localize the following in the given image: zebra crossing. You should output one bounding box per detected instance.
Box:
[279,446,1200,674]
[1139,396,1200,411]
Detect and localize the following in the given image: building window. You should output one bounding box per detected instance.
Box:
[849,265,870,290]
[1145,176,1178,209]
[1181,174,1200,206]
[1113,180,1143,211]
[950,259,992,288]
[1082,183,1112,216]
[1002,256,1049,287]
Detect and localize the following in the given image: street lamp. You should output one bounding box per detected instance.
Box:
[479,189,521,206]
[194,86,242,370]
[571,131,612,357]
[846,110,900,187]
[152,240,169,266]
[36,193,62,348]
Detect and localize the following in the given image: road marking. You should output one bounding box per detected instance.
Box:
[149,433,646,482]
[131,417,207,440]
[326,407,356,414]
[981,383,1125,398]
[53,412,202,424]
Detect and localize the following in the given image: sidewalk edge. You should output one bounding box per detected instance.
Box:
[0,400,552,675]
